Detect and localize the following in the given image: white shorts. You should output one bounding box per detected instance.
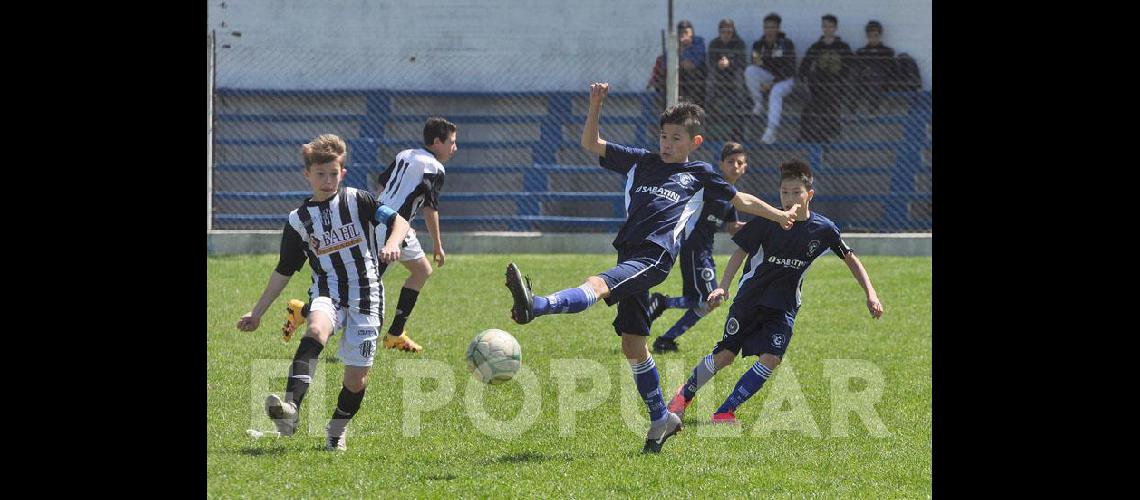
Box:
[399,227,426,262]
[309,296,381,367]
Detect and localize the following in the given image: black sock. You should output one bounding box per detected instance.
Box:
[301,301,311,318]
[328,385,367,434]
[285,336,324,408]
[387,287,420,335]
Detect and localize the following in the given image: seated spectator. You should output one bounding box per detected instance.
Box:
[647,20,708,110]
[706,18,750,120]
[798,14,854,143]
[853,20,896,114]
[744,13,797,144]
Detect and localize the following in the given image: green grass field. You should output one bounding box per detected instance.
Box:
[207,253,931,497]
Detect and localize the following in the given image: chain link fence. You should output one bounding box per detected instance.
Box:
[210,42,930,233]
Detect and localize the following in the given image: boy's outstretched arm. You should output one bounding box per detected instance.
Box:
[379,213,412,264]
[237,271,292,332]
[580,82,609,158]
[732,191,798,230]
[843,252,884,319]
[706,247,749,310]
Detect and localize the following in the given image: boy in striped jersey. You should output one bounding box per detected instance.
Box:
[237,134,411,451]
[282,118,456,353]
[666,159,883,424]
[505,83,800,453]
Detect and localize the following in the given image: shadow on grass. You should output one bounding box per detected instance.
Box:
[239,446,289,456]
[425,473,458,481]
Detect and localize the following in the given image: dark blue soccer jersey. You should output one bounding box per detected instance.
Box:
[732,211,852,311]
[683,196,739,253]
[599,142,738,257]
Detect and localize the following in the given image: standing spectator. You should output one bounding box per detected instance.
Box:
[706,18,750,125]
[798,14,854,143]
[745,13,797,144]
[677,20,708,108]
[853,20,896,114]
[647,20,708,110]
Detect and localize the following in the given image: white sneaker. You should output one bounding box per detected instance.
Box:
[761,127,777,144]
[642,411,683,453]
[325,424,347,451]
[264,394,299,437]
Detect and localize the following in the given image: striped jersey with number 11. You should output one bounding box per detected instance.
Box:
[376,148,446,222]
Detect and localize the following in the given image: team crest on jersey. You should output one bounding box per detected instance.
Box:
[308,224,364,256]
[771,334,785,348]
[807,240,820,257]
[725,317,740,336]
[701,268,715,282]
[320,207,333,227]
[671,172,697,189]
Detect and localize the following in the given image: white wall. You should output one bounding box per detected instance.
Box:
[208,0,930,91]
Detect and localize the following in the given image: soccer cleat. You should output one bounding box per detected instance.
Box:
[667,384,691,419]
[325,425,347,451]
[384,332,422,353]
[710,411,737,424]
[647,292,668,322]
[642,411,683,453]
[264,394,300,437]
[505,263,535,325]
[652,336,679,354]
[282,299,306,343]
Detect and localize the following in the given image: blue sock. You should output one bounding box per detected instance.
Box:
[682,354,718,401]
[630,356,668,422]
[533,284,597,316]
[662,307,706,339]
[716,361,773,414]
[664,296,693,309]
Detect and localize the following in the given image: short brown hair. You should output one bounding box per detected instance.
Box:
[779,159,813,190]
[301,134,347,170]
[423,117,457,147]
[720,141,746,162]
[659,102,705,139]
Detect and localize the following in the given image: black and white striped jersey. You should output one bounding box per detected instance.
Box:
[274,187,398,319]
[376,148,446,222]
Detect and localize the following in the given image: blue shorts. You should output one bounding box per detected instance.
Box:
[712,303,797,357]
[679,243,717,303]
[597,243,675,336]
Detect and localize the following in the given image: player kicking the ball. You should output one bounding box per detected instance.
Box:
[237,134,411,451]
[505,83,798,453]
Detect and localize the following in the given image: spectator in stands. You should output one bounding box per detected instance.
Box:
[706,18,750,122]
[853,20,896,114]
[798,14,854,143]
[648,20,708,110]
[745,13,797,144]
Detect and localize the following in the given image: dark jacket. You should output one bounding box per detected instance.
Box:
[708,34,747,80]
[751,32,797,82]
[799,36,854,86]
[854,43,896,83]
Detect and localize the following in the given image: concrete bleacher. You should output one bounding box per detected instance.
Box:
[210,89,931,232]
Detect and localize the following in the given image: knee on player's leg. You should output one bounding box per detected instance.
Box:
[585,276,610,299]
[713,349,738,370]
[343,366,370,393]
[758,353,782,371]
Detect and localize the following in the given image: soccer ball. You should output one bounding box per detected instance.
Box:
[465,329,522,385]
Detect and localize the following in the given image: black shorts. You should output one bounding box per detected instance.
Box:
[596,243,675,336]
[679,244,717,303]
[712,303,797,357]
